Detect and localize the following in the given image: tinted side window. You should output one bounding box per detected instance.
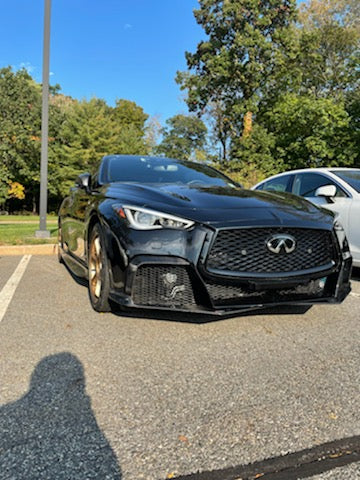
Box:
[293,173,347,197]
[261,175,293,193]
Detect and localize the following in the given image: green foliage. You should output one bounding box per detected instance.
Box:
[0,163,10,207]
[229,124,280,175]
[156,114,207,160]
[264,93,356,169]
[346,87,360,166]
[51,97,150,197]
[176,0,358,177]
[0,66,152,212]
[0,67,42,207]
[177,0,298,142]
[297,18,359,98]
[112,99,150,154]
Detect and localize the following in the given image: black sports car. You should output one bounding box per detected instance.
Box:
[58,155,352,315]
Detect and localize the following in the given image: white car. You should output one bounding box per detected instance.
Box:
[253,168,360,267]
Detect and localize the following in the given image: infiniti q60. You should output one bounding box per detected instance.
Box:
[58,155,352,315]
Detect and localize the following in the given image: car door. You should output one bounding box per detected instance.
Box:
[292,172,352,237]
[348,197,360,265]
[61,181,90,262]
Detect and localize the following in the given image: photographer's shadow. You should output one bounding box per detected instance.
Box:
[0,352,121,479]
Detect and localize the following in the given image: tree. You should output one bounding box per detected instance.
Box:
[205,101,233,162]
[264,93,356,169]
[112,99,150,154]
[346,86,360,166]
[297,0,360,98]
[156,114,208,160]
[299,0,360,33]
[56,98,121,194]
[56,98,151,197]
[144,115,162,154]
[0,66,42,212]
[176,0,298,146]
[0,164,10,209]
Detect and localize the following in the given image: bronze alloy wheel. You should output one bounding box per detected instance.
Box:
[88,224,111,312]
[89,234,102,298]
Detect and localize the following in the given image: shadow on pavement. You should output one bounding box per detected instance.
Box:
[0,353,121,479]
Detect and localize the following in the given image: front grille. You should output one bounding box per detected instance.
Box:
[132,265,196,308]
[206,228,335,274]
[205,279,326,306]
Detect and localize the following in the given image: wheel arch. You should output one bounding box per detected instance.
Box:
[87,212,127,288]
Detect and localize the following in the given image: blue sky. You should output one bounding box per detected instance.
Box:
[0,0,204,124]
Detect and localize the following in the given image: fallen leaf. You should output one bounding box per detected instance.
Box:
[167,473,176,479]
[178,435,189,444]
[329,452,343,458]
[329,412,338,420]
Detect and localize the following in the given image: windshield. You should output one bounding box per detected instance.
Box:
[106,156,238,188]
[330,169,360,193]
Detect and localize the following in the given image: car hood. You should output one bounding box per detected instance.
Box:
[104,183,335,229]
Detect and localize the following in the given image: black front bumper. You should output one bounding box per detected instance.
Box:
[108,255,352,316]
[106,223,352,315]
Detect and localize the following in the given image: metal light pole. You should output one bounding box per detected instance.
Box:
[36,0,51,238]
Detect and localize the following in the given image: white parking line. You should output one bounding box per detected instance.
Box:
[0,255,32,322]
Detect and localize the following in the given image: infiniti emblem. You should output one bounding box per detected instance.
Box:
[266,234,296,254]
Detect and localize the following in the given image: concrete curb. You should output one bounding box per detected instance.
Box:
[0,244,58,256]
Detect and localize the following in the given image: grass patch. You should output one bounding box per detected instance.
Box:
[0,223,58,245]
[0,215,58,223]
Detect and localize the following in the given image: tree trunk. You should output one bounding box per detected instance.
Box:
[32,194,37,215]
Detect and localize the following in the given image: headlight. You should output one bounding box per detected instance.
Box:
[113,205,194,230]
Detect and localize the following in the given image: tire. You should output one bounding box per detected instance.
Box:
[88,224,111,312]
[57,222,64,264]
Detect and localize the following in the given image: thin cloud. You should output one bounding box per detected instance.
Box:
[124,23,132,30]
[18,62,36,74]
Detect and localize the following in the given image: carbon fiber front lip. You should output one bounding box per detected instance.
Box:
[109,291,349,316]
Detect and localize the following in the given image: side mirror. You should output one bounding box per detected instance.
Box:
[315,184,336,198]
[75,173,91,192]
[315,184,336,203]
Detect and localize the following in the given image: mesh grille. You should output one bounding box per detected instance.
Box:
[205,279,326,306]
[206,228,335,274]
[132,265,196,308]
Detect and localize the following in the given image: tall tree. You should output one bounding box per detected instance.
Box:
[297,0,360,98]
[112,99,150,154]
[57,98,151,196]
[0,66,42,211]
[345,86,360,166]
[176,0,298,147]
[58,98,122,190]
[299,0,360,33]
[156,114,207,160]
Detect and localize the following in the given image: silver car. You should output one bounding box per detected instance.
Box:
[253,168,360,267]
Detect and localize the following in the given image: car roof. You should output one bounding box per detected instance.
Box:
[265,167,359,175]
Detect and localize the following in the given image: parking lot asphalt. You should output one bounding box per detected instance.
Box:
[0,255,359,480]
